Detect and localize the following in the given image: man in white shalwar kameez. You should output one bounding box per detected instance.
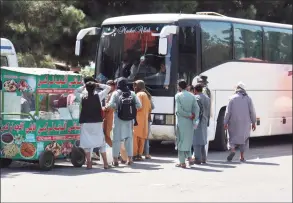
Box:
[76,79,111,169]
[74,76,111,162]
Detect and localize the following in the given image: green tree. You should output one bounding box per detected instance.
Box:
[0,0,88,67]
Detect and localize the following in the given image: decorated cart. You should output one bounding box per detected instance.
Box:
[0,67,86,170]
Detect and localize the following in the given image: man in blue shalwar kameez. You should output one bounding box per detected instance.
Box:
[175,80,199,168]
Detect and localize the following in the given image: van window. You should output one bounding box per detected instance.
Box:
[1,56,8,66]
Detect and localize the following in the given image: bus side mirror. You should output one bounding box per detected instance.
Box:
[75,40,82,56]
[158,38,168,55]
[75,27,101,56]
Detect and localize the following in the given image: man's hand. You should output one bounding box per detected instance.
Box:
[224,124,228,130]
[252,123,256,131]
[190,113,195,120]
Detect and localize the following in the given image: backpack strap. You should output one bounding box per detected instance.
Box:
[116,89,122,95]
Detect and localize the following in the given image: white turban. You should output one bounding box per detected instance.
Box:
[237,81,246,90]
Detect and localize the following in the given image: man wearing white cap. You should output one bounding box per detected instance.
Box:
[224,81,257,162]
[192,75,211,98]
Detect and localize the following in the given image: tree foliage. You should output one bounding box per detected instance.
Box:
[1,0,291,68]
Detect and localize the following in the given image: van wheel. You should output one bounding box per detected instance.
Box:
[0,158,12,168]
[39,151,55,171]
[71,147,85,167]
[210,109,228,151]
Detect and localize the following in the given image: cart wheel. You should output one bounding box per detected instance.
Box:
[0,158,12,168]
[39,151,55,171]
[71,147,85,167]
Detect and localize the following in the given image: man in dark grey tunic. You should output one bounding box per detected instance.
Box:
[192,84,210,164]
[224,82,256,162]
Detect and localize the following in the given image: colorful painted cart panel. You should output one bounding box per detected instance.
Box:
[1,67,83,163]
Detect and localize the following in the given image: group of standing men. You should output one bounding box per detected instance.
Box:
[76,76,154,169]
[175,75,257,168]
[76,72,257,170]
[175,76,211,168]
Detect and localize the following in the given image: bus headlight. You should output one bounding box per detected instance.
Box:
[165,115,174,125]
[152,114,174,125]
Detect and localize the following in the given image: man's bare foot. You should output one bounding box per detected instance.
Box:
[86,162,92,169]
[104,165,111,169]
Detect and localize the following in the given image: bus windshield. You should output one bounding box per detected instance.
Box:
[96,24,173,90]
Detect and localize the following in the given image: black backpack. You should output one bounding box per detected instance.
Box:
[117,90,137,121]
[196,98,204,123]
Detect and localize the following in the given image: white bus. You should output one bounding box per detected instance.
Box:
[0,38,18,119]
[1,38,18,67]
[75,13,292,151]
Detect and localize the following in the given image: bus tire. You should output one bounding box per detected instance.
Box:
[39,151,55,171]
[71,147,85,167]
[0,158,12,168]
[210,109,228,151]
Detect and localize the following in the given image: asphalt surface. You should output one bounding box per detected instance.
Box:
[1,135,292,202]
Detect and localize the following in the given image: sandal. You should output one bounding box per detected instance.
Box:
[127,160,133,165]
[133,156,138,161]
[112,162,119,167]
[145,155,152,159]
[137,156,143,161]
[193,158,202,165]
[175,163,187,168]
[188,159,195,166]
[121,160,127,164]
[240,158,246,162]
[227,152,236,162]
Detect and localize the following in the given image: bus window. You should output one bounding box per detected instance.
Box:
[264,27,292,63]
[200,21,232,72]
[96,24,173,94]
[1,56,8,66]
[233,24,263,60]
[178,26,197,84]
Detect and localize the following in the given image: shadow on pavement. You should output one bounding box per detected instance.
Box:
[0,162,139,178]
[1,135,290,178]
[130,162,164,171]
[202,162,236,169]
[188,166,223,173]
[240,160,279,166]
[208,160,279,166]
[145,158,175,164]
[208,160,242,165]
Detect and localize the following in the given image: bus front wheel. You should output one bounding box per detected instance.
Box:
[210,109,228,151]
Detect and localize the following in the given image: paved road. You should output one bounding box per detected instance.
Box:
[1,135,292,202]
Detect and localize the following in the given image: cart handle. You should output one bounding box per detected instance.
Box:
[0,112,36,121]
